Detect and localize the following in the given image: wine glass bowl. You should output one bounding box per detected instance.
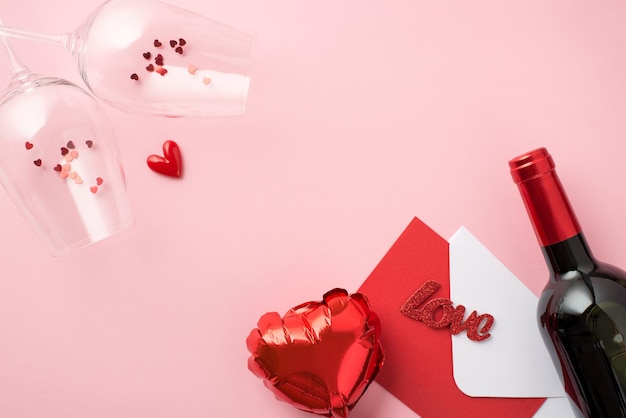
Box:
[0,70,133,255]
[3,0,255,117]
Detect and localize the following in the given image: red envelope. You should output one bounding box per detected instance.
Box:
[358,217,546,417]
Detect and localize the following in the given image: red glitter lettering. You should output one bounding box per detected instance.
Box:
[400,280,494,342]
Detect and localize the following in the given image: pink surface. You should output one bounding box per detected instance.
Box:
[1,1,626,417]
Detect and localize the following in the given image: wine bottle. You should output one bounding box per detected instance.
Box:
[509,147,626,418]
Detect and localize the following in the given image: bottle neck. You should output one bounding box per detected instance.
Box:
[515,168,581,247]
[541,233,596,275]
[510,148,594,275]
[510,148,582,246]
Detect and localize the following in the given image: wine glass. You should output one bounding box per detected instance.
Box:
[0,27,133,256]
[0,0,255,117]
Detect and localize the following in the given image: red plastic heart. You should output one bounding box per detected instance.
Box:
[147,140,182,177]
[246,289,384,418]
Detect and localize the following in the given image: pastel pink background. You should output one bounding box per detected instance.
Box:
[1,1,626,417]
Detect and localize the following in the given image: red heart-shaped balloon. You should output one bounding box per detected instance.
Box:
[147,140,182,177]
[246,289,384,418]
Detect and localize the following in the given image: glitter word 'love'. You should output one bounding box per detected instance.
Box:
[400,280,494,342]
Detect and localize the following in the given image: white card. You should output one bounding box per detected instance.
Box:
[448,227,567,399]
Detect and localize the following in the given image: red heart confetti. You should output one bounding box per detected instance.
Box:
[90,186,98,194]
[33,159,42,167]
[66,140,75,149]
[96,177,103,186]
[53,164,62,172]
[155,54,164,66]
[169,39,177,47]
[175,46,183,54]
[179,38,187,46]
[60,147,69,156]
[154,39,162,47]
[143,52,151,60]
[247,289,384,418]
[85,140,93,148]
[130,73,139,81]
[25,141,33,150]
[147,140,182,178]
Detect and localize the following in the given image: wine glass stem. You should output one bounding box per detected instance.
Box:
[0,18,28,75]
[0,25,69,50]
[1,37,26,75]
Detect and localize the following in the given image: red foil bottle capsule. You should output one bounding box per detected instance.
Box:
[509,148,580,246]
[510,147,626,418]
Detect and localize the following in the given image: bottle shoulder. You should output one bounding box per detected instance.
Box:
[539,261,626,331]
[546,261,626,287]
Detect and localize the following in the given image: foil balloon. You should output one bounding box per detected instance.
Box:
[246,288,384,418]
